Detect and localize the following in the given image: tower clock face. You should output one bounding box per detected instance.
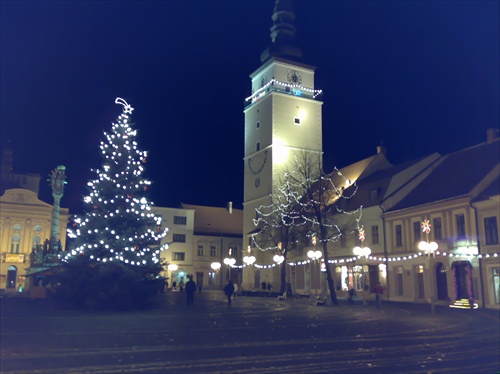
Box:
[287,70,302,85]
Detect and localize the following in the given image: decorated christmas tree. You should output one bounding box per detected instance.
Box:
[52,98,168,310]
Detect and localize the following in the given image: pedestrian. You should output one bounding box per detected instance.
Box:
[198,285,202,293]
[179,279,185,293]
[233,283,238,299]
[267,282,272,296]
[224,280,235,305]
[348,288,355,304]
[373,282,383,309]
[185,275,196,306]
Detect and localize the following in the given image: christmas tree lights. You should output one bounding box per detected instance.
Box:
[65,98,168,265]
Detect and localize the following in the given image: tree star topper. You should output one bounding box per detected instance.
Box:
[115,97,134,114]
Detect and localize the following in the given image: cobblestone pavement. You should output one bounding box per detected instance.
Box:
[1,290,499,373]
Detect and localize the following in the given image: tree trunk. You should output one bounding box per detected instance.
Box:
[322,239,338,305]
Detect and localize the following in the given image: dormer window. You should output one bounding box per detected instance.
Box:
[369,188,381,202]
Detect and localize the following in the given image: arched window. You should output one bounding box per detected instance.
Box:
[32,235,41,250]
[11,234,21,254]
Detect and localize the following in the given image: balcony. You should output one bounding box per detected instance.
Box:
[244,79,323,109]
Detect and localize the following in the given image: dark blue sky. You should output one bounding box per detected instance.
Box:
[1,1,498,214]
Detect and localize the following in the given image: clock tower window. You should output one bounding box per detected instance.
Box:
[256,121,260,129]
[256,142,260,152]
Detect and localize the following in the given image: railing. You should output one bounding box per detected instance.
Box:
[244,81,323,108]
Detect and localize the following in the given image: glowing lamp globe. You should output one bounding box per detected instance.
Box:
[273,254,285,264]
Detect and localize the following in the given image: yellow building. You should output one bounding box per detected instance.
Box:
[0,149,69,295]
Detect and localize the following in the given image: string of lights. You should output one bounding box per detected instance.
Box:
[245,79,323,104]
[64,98,169,265]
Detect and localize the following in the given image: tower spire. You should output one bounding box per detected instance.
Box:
[260,0,303,63]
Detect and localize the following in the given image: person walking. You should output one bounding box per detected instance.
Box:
[185,275,197,306]
[179,279,185,293]
[233,283,238,299]
[224,280,235,305]
[373,282,384,309]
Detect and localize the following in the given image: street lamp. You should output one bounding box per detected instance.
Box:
[223,256,236,282]
[211,261,221,289]
[418,219,438,257]
[418,219,438,313]
[307,236,322,295]
[273,242,285,265]
[243,246,256,266]
[353,228,371,305]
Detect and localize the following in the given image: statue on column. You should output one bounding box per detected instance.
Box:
[48,165,67,253]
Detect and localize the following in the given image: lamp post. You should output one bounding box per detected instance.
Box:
[307,236,322,296]
[243,246,256,266]
[273,242,285,292]
[223,247,236,283]
[211,261,221,289]
[167,264,178,289]
[418,219,438,313]
[243,246,256,291]
[353,228,371,306]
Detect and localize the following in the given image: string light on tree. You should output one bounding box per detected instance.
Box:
[65,97,169,265]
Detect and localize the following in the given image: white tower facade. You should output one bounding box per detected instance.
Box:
[242,0,323,290]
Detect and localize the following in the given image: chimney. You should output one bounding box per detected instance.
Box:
[227,201,233,214]
[486,128,499,143]
[376,145,387,156]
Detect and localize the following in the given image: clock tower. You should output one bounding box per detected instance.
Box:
[243,0,323,281]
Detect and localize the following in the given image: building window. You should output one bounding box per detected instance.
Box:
[11,234,21,254]
[413,221,421,243]
[456,214,466,239]
[256,142,260,152]
[172,252,185,261]
[174,216,187,225]
[395,266,404,296]
[340,230,347,248]
[197,245,204,256]
[294,117,301,125]
[210,245,217,257]
[395,225,403,247]
[32,235,41,250]
[369,188,380,202]
[433,218,442,240]
[484,217,499,245]
[256,121,260,129]
[173,234,186,243]
[494,267,500,304]
[371,226,379,245]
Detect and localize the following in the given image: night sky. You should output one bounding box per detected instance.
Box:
[1,1,498,214]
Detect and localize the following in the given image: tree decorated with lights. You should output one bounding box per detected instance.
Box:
[283,152,362,305]
[253,173,307,294]
[53,98,168,310]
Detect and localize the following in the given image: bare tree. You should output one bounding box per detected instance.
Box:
[253,174,306,294]
[286,152,361,305]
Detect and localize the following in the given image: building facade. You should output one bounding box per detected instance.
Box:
[155,203,243,290]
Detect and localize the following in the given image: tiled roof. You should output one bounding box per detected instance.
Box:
[388,139,500,212]
[181,203,243,237]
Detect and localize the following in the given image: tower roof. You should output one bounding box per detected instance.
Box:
[260,0,303,63]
